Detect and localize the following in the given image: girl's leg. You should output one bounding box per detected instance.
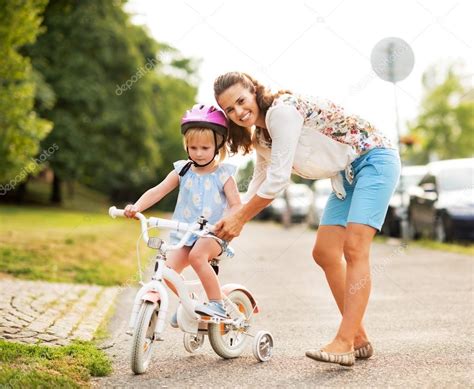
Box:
[313,226,370,347]
[165,246,191,296]
[322,223,376,353]
[188,238,222,300]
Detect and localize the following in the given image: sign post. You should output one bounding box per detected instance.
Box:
[370,37,415,241]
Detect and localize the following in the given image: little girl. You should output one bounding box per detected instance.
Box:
[124,104,241,321]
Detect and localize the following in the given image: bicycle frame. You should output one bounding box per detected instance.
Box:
[133,257,259,338]
[129,259,205,337]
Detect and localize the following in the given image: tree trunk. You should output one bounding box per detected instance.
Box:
[51,172,62,204]
[66,180,75,199]
[15,180,28,203]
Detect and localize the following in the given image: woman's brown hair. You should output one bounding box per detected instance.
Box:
[213,72,291,155]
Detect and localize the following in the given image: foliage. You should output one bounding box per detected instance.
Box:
[405,63,474,163]
[236,158,255,193]
[23,0,197,204]
[0,0,53,184]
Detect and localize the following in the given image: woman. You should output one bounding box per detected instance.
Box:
[213,72,400,367]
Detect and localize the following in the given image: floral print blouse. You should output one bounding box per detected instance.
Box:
[262,93,393,155]
[245,93,396,201]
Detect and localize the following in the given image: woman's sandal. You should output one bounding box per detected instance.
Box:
[305,349,355,367]
[354,342,374,359]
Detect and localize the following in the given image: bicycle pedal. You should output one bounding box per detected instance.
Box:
[210,316,228,324]
[125,329,133,336]
[200,316,217,323]
[153,334,164,341]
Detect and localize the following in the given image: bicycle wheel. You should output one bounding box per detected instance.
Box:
[130,301,159,374]
[183,332,205,353]
[252,330,274,362]
[208,290,254,359]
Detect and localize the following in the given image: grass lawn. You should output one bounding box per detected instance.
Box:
[374,235,474,256]
[409,238,474,256]
[0,179,168,285]
[0,204,162,286]
[0,340,111,388]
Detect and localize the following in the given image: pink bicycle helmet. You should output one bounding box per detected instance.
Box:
[181,104,228,145]
[178,104,229,175]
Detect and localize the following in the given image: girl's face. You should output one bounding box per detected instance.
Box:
[186,134,216,165]
[217,83,260,127]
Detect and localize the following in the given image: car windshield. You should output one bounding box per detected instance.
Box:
[438,167,474,191]
[396,172,425,193]
[402,174,424,189]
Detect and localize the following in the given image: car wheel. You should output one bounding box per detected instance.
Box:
[408,213,420,240]
[384,211,401,238]
[434,217,446,242]
[435,214,452,243]
[392,220,402,238]
[381,213,392,236]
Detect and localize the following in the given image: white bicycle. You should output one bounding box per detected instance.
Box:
[108,207,274,374]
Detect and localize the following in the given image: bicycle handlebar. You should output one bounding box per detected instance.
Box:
[108,206,216,246]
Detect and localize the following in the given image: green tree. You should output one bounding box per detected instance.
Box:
[147,72,197,210]
[25,0,197,204]
[0,0,52,186]
[236,159,255,193]
[405,63,474,164]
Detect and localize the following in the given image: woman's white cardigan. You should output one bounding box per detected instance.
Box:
[244,104,363,202]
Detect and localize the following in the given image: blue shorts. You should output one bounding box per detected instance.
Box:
[320,148,401,231]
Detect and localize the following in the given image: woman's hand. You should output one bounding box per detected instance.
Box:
[214,213,246,241]
[124,204,140,219]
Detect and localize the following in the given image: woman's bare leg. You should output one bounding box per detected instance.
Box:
[321,223,376,353]
[313,225,370,348]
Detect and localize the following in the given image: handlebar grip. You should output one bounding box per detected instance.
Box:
[109,206,125,218]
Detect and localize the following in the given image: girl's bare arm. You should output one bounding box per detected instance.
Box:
[223,176,242,215]
[125,171,179,217]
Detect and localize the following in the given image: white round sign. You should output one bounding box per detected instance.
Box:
[370,37,415,83]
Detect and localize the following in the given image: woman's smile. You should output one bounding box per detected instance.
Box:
[240,111,251,122]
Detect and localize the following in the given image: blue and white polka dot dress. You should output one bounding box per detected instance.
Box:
[170,160,237,246]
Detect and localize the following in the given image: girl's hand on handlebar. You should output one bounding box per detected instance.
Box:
[124,204,140,219]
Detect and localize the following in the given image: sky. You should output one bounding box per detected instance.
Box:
[125,0,473,166]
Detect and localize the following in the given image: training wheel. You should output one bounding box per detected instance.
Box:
[183,333,205,353]
[252,330,273,362]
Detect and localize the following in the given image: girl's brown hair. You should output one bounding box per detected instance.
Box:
[183,128,227,163]
[213,72,291,155]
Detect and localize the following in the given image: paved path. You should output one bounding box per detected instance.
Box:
[94,221,473,387]
[0,279,118,346]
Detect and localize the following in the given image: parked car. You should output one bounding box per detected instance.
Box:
[381,165,427,237]
[408,158,474,242]
[251,198,274,221]
[308,179,332,229]
[271,183,313,223]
